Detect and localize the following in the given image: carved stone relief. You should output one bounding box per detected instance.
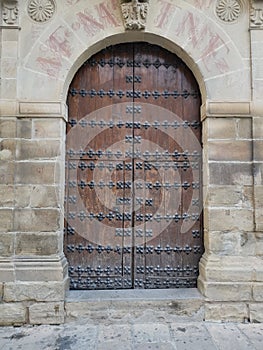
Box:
[27,0,56,23]
[2,0,19,25]
[250,0,263,28]
[121,0,149,30]
[215,0,241,22]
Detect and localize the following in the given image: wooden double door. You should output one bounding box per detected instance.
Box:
[65,43,203,290]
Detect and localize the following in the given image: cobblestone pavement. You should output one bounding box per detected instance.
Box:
[0,320,262,350]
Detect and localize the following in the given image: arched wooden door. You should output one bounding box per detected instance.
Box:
[65,43,203,290]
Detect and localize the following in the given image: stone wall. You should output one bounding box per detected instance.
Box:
[0,0,263,324]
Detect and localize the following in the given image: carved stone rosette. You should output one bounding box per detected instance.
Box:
[121,0,149,30]
[215,0,241,23]
[27,0,56,23]
[2,0,19,26]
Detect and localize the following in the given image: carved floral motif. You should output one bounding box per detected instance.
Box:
[216,0,241,22]
[121,0,149,30]
[28,0,56,23]
[2,0,19,25]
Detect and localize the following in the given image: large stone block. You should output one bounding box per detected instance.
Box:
[29,302,64,324]
[33,119,64,139]
[204,207,254,232]
[0,161,14,185]
[30,186,59,208]
[254,163,263,186]
[205,118,236,140]
[253,117,263,139]
[0,232,15,257]
[0,139,16,160]
[16,119,32,139]
[15,232,59,256]
[199,282,251,301]
[209,163,252,186]
[249,303,263,323]
[0,118,16,138]
[206,186,252,208]
[252,283,263,301]
[254,141,263,161]
[0,303,26,326]
[4,282,65,302]
[204,303,248,322]
[16,140,61,160]
[205,231,240,255]
[236,118,252,139]
[14,185,31,207]
[14,209,60,232]
[15,162,58,184]
[0,209,13,232]
[0,185,14,206]
[208,140,252,161]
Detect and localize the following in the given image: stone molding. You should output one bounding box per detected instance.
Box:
[2,0,18,26]
[19,102,68,120]
[121,0,149,30]
[203,102,251,119]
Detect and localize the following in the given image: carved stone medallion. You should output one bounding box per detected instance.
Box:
[216,0,241,22]
[121,0,149,30]
[27,0,56,23]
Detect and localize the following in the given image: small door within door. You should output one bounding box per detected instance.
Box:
[65,43,203,290]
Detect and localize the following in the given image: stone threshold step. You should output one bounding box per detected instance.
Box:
[66,288,203,302]
[65,289,205,323]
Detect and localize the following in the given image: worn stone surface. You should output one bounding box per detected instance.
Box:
[208,140,252,162]
[204,208,254,232]
[204,303,248,322]
[0,185,14,207]
[29,302,65,325]
[0,209,13,232]
[15,232,59,256]
[0,320,262,350]
[0,304,26,326]
[249,304,263,323]
[16,140,61,160]
[0,118,16,138]
[209,163,252,186]
[15,162,58,185]
[33,119,64,139]
[14,209,60,232]
[0,232,15,257]
[16,119,32,139]
[4,282,65,302]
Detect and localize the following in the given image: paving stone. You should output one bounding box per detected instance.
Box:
[135,342,176,350]
[133,323,171,343]
[238,324,263,350]
[170,323,216,350]
[206,323,254,350]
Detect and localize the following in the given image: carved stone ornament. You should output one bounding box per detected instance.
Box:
[121,0,149,30]
[2,0,19,25]
[251,5,263,28]
[27,0,56,23]
[216,0,241,22]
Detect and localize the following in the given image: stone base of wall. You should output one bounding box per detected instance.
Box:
[0,257,69,325]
